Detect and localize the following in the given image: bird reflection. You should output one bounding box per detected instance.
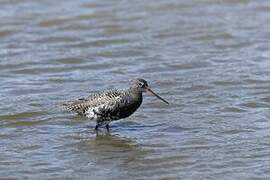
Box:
[73,129,152,164]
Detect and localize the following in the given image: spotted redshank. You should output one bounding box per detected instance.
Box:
[63,79,169,131]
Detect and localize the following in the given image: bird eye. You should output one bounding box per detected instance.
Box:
[138,82,144,87]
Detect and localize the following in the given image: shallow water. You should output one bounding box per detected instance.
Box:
[1,0,270,179]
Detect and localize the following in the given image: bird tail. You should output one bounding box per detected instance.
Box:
[62,100,87,116]
[62,101,77,111]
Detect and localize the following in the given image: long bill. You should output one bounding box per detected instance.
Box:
[146,87,169,105]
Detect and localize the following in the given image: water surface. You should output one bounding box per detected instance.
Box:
[1,0,270,179]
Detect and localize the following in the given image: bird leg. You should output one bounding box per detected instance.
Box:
[95,124,100,131]
[105,124,110,132]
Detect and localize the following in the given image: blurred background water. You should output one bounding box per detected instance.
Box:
[1,0,270,179]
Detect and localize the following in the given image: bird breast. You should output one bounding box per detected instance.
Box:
[116,93,143,119]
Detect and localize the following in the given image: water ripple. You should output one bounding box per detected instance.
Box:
[1,0,270,179]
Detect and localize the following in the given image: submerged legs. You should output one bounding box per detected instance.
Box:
[94,121,110,132]
[105,124,110,132]
[95,124,100,131]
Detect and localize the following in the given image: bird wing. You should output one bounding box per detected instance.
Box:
[62,89,126,118]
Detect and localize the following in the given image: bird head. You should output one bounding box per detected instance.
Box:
[130,79,169,104]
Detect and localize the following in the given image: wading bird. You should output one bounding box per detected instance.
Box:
[63,79,169,131]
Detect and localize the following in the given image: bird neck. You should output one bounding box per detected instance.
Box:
[128,87,143,101]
